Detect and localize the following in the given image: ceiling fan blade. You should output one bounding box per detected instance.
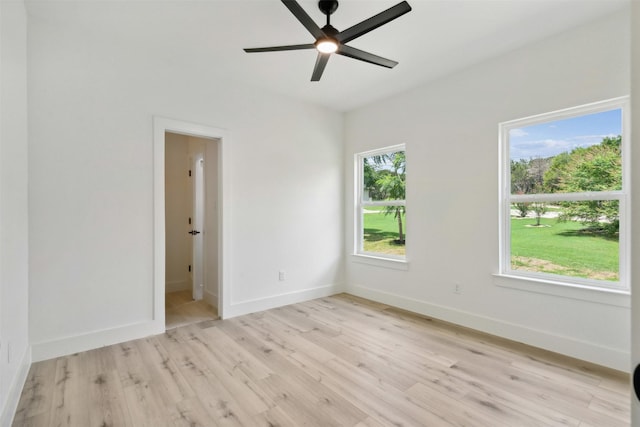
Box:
[337,45,398,68]
[281,0,325,40]
[311,53,330,81]
[336,1,412,44]
[244,44,315,53]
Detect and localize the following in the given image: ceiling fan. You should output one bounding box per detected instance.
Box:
[244,0,412,81]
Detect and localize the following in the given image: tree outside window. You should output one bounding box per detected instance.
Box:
[357,146,406,258]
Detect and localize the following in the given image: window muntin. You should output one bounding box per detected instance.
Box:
[500,97,629,291]
[356,146,406,259]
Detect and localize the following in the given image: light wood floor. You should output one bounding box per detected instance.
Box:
[165,290,218,330]
[13,294,630,426]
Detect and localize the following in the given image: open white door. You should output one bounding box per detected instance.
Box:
[191,150,205,301]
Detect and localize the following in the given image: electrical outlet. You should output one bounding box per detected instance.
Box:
[453,283,462,294]
[278,270,286,281]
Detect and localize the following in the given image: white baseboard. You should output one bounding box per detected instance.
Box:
[31,284,344,361]
[0,347,31,427]
[30,283,343,362]
[31,320,164,363]
[348,284,629,372]
[166,280,189,293]
[224,283,345,319]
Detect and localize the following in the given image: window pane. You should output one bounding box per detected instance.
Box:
[509,109,622,195]
[362,151,406,202]
[510,201,619,281]
[363,205,406,257]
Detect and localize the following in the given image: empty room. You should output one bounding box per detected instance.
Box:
[2,0,640,426]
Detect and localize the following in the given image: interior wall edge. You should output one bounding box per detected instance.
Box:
[347,284,629,372]
[0,348,30,427]
[204,290,218,308]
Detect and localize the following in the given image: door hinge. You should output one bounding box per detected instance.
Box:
[188,265,191,272]
[188,217,192,225]
[189,170,192,177]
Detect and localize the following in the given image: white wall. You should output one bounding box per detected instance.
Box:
[345,10,630,371]
[0,1,30,425]
[164,132,191,293]
[28,6,344,360]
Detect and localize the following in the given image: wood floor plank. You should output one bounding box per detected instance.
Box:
[246,311,337,364]
[173,325,271,417]
[13,293,630,427]
[120,375,173,427]
[461,390,544,427]
[108,340,175,427]
[588,394,630,422]
[87,369,134,427]
[353,417,387,427]
[134,336,195,406]
[258,372,366,427]
[12,359,56,423]
[217,318,369,426]
[155,330,253,426]
[11,413,48,427]
[168,396,219,427]
[251,405,301,427]
[47,354,91,427]
[324,356,455,426]
[198,324,274,381]
[405,381,513,427]
[287,350,432,427]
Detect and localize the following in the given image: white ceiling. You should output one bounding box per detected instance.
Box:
[25,0,629,112]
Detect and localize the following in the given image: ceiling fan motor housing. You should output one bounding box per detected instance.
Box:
[318,0,339,16]
[321,24,339,37]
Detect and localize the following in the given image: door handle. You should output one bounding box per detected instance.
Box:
[188,230,201,235]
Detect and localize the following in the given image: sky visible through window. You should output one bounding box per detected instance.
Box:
[509,109,622,161]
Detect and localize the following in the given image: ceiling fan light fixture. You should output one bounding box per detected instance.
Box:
[316,38,338,54]
[243,0,412,81]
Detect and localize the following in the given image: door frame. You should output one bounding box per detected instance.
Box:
[153,117,231,328]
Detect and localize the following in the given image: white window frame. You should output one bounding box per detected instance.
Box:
[498,97,630,293]
[355,144,406,263]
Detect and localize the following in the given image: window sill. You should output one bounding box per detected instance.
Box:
[493,273,630,308]
[351,254,409,271]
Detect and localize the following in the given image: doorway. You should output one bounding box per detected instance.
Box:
[164,131,219,329]
[153,117,230,331]
[164,132,218,329]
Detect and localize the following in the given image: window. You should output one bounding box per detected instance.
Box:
[356,145,406,260]
[499,97,629,291]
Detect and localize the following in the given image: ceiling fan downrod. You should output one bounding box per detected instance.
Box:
[318,0,339,26]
